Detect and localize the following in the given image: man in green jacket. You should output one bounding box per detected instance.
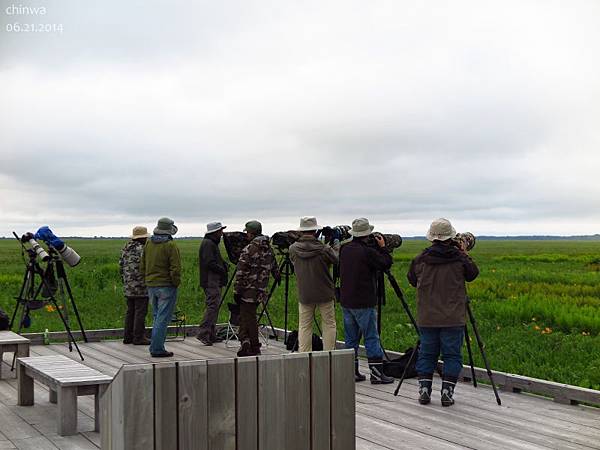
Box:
[140,217,181,357]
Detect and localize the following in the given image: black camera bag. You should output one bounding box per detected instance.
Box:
[285,330,323,352]
[383,347,418,378]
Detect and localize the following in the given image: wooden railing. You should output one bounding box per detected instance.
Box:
[100,349,355,450]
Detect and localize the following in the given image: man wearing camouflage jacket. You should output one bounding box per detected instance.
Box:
[234,220,280,356]
[119,226,151,345]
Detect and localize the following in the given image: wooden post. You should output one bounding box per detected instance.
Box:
[310,351,331,450]
[331,349,355,450]
[16,361,34,406]
[57,386,78,436]
[95,384,107,432]
[178,360,208,450]
[236,357,258,450]
[207,358,236,450]
[49,388,57,404]
[284,353,310,450]
[154,362,178,450]
[258,355,285,449]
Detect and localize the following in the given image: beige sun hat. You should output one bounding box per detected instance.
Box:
[130,226,150,240]
[349,217,375,237]
[206,222,226,234]
[297,216,322,232]
[426,218,457,242]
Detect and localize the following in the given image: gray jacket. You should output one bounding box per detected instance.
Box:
[289,236,339,304]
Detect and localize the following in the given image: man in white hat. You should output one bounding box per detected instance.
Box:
[407,218,479,407]
[197,222,229,345]
[289,217,340,352]
[339,217,395,384]
[119,226,151,345]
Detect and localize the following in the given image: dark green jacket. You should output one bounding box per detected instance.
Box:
[140,236,182,287]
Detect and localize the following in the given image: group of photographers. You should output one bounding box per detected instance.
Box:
[120,215,478,406]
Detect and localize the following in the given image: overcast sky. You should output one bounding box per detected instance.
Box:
[1,0,599,237]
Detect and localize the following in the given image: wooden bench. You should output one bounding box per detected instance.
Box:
[0,330,30,378]
[17,355,113,436]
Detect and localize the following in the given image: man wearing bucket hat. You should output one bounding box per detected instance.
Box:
[140,217,182,357]
[119,226,151,345]
[289,217,340,352]
[197,221,229,345]
[234,220,280,357]
[407,218,479,406]
[339,218,395,384]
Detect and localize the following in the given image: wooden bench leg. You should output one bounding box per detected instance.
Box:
[57,386,78,436]
[49,388,57,404]
[16,344,30,358]
[17,361,34,406]
[95,384,107,431]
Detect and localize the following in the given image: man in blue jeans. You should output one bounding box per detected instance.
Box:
[407,218,479,406]
[339,218,394,384]
[140,217,182,357]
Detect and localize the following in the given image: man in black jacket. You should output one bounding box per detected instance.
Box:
[340,218,394,384]
[197,222,229,345]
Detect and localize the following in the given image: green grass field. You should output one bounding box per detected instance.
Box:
[1,238,599,390]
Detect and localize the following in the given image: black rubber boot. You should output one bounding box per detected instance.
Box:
[441,378,457,407]
[368,359,394,384]
[418,375,433,405]
[355,359,366,382]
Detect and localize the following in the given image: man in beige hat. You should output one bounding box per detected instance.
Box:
[119,226,151,345]
[289,217,340,352]
[407,218,479,407]
[339,218,395,384]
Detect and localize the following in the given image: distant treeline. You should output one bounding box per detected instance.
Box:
[1,234,599,240]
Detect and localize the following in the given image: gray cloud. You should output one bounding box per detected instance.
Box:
[1,0,600,236]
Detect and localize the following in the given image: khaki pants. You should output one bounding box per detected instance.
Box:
[298,301,336,352]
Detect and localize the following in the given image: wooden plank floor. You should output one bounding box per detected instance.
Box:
[0,338,598,449]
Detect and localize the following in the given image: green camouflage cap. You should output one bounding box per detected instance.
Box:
[244,220,262,234]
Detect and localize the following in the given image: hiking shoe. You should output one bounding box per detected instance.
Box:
[441,380,456,407]
[196,335,213,346]
[151,351,174,358]
[418,377,433,405]
[237,340,253,357]
[355,358,366,382]
[368,359,394,384]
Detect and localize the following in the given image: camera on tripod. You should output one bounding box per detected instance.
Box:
[365,232,403,253]
[19,232,50,262]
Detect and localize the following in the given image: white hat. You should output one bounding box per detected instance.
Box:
[206,222,227,234]
[349,217,374,237]
[297,216,322,232]
[426,218,457,242]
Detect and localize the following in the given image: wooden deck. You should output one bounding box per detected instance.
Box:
[0,336,598,450]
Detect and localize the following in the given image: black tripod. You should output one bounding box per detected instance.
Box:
[393,295,501,406]
[256,251,291,342]
[11,238,87,363]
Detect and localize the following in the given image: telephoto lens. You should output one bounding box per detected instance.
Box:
[21,233,50,262]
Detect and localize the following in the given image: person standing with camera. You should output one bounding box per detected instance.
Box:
[197,222,229,346]
[234,220,280,357]
[340,218,395,384]
[289,217,339,352]
[141,217,181,358]
[407,218,479,406]
[119,226,151,345]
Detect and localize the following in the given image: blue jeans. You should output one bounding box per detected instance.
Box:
[148,287,177,354]
[416,326,464,378]
[342,307,383,360]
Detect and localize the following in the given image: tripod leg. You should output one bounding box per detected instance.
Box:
[463,325,477,387]
[262,305,278,339]
[51,297,84,361]
[467,303,501,405]
[57,263,88,343]
[283,258,291,344]
[394,340,420,396]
